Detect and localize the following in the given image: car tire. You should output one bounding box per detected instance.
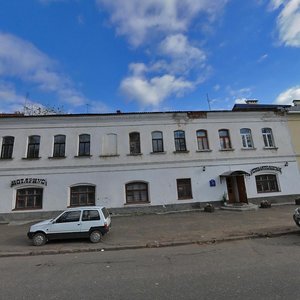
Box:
[32,232,47,246]
[89,230,102,243]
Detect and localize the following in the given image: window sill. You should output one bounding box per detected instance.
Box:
[12,207,42,211]
[0,157,13,160]
[241,147,256,150]
[99,154,120,158]
[74,155,92,158]
[173,150,189,154]
[48,156,67,159]
[22,157,41,160]
[178,197,193,200]
[196,149,212,153]
[150,151,166,155]
[124,201,150,205]
[127,153,143,156]
[263,147,278,150]
[219,148,235,152]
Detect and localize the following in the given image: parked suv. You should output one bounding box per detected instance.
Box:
[27,206,111,246]
[293,207,300,227]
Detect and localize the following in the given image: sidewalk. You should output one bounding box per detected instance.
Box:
[0,204,299,257]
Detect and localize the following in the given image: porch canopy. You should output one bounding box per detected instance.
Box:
[220,170,250,178]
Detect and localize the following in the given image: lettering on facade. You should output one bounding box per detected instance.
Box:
[10,178,47,188]
[250,166,282,175]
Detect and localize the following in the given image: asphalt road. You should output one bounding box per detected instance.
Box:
[1,235,300,299]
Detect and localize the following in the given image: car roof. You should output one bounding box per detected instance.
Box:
[65,206,106,211]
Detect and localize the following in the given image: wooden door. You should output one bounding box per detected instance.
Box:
[236,176,248,203]
[226,177,235,203]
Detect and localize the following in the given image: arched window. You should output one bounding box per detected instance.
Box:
[152,131,164,152]
[27,135,40,158]
[174,130,187,151]
[196,130,209,150]
[78,134,90,156]
[1,136,14,159]
[70,185,95,206]
[129,132,141,154]
[218,129,231,149]
[262,128,275,148]
[240,128,253,148]
[125,182,149,204]
[53,135,66,157]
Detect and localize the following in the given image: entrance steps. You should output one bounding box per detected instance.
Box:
[220,203,258,211]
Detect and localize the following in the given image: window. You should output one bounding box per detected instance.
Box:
[78,134,90,156]
[174,130,187,151]
[27,135,40,158]
[82,210,100,221]
[102,133,117,156]
[240,128,253,148]
[177,178,192,199]
[53,135,66,157]
[126,182,149,204]
[56,211,81,223]
[219,129,231,149]
[129,132,141,154]
[255,174,279,193]
[152,131,164,152]
[1,136,14,159]
[262,128,275,148]
[15,188,43,210]
[196,130,209,150]
[70,185,95,206]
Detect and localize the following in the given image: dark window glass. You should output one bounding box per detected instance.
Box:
[27,135,40,158]
[1,136,14,159]
[196,130,209,150]
[152,131,164,152]
[255,174,279,193]
[126,182,148,204]
[78,134,90,156]
[53,135,66,157]
[177,178,192,199]
[15,188,43,210]
[56,211,81,223]
[129,132,141,154]
[219,129,231,149]
[174,130,187,151]
[70,185,95,206]
[82,210,100,221]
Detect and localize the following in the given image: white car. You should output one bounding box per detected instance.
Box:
[27,206,111,246]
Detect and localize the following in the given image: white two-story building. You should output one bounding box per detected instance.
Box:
[0,103,299,220]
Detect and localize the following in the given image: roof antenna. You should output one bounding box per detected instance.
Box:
[24,92,30,114]
[206,93,211,111]
[86,103,90,113]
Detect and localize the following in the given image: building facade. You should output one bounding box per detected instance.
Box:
[0,106,299,220]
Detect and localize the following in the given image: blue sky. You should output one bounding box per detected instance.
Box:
[0,0,300,114]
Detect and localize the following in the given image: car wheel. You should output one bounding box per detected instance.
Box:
[32,232,47,246]
[89,230,102,243]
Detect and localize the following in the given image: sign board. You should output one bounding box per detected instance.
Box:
[250,166,282,175]
[11,178,47,188]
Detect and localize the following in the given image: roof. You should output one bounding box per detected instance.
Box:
[232,104,290,112]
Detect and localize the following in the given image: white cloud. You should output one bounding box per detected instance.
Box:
[271,0,300,47]
[275,85,300,104]
[97,0,227,47]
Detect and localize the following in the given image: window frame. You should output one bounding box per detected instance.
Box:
[1,136,14,159]
[174,130,187,152]
[78,134,90,156]
[177,178,193,200]
[27,135,41,159]
[219,129,232,150]
[151,131,164,153]
[129,132,141,155]
[240,128,254,149]
[262,128,275,148]
[53,134,66,158]
[255,174,279,193]
[15,187,43,210]
[70,185,95,207]
[196,130,209,151]
[125,181,149,204]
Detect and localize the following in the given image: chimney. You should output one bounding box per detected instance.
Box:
[245,99,258,105]
[116,110,121,114]
[293,100,300,106]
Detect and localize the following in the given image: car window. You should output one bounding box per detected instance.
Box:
[102,207,110,219]
[56,211,81,223]
[82,210,100,221]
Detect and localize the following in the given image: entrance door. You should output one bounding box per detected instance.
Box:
[226,177,235,203]
[236,176,248,203]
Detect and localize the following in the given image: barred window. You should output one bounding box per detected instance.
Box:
[70,185,95,206]
[1,136,14,159]
[126,182,149,204]
[255,174,279,193]
[177,178,193,200]
[15,188,43,210]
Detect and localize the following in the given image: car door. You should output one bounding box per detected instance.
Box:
[80,209,101,234]
[47,210,82,238]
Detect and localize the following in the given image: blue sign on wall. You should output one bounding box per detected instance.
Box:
[209,179,216,187]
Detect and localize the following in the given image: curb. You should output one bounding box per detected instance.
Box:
[0,228,299,258]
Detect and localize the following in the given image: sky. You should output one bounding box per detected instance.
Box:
[0,0,300,114]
